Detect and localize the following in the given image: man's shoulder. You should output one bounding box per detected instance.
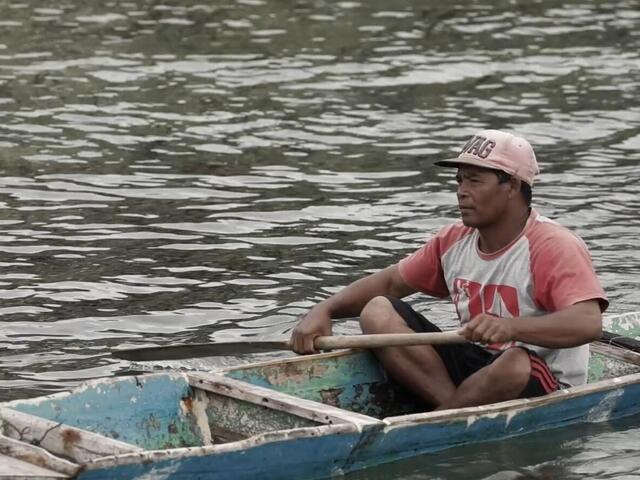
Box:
[527,212,587,250]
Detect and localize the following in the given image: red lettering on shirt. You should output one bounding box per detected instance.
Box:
[453,278,520,319]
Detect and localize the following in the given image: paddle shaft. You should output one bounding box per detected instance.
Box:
[314,331,466,349]
[113,311,640,361]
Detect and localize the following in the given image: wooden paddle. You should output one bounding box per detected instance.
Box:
[598,331,640,354]
[113,311,640,362]
[112,331,466,361]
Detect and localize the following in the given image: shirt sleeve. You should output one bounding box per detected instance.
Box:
[529,225,608,312]
[398,225,459,298]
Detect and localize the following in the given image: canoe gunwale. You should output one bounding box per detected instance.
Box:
[81,421,361,472]
[2,372,189,410]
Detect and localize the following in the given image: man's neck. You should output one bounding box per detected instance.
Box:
[477,207,532,253]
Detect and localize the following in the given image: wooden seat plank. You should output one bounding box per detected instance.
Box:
[188,372,381,429]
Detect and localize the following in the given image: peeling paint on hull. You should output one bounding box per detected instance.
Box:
[73,376,640,479]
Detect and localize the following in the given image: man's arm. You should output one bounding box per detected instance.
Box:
[290,264,416,354]
[460,299,602,348]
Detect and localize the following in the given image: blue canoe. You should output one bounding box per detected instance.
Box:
[1,311,640,479]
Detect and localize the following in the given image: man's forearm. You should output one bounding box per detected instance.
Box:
[511,300,602,348]
[314,265,414,320]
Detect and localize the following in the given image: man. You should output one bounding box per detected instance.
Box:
[290,129,607,410]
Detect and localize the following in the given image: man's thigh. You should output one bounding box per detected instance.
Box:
[385,296,494,385]
[385,297,560,397]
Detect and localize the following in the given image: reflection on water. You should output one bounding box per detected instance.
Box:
[0,0,639,476]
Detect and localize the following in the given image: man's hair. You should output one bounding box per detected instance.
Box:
[495,170,532,207]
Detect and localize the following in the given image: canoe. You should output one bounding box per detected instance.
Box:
[2,311,640,479]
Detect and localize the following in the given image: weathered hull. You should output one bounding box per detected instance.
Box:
[80,427,362,480]
[55,372,640,479]
[354,376,640,470]
[2,312,640,479]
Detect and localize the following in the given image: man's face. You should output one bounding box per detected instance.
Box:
[455,165,510,228]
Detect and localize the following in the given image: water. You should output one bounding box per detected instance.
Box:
[0,0,638,477]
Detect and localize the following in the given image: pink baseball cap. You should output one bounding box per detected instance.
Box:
[435,129,540,186]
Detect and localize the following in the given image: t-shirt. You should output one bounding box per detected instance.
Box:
[398,209,608,387]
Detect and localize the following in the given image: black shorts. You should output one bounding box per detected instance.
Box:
[386,297,560,398]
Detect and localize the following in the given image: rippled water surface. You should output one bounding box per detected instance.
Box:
[0,0,639,477]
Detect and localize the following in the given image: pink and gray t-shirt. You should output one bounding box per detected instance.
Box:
[398,209,608,387]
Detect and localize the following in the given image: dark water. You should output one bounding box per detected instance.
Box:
[0,0,639,477]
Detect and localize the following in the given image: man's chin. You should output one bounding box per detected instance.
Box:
[459,213,478,228]
[461,218,478,227]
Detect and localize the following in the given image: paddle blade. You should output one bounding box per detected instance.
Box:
[599,331,640,354]
[113,340,292,361]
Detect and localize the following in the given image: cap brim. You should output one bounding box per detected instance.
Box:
[434,157,495,169]
[434,157,534,186]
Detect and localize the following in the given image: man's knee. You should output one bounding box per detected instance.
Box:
[487,348,531,390]
[360,296,403,333]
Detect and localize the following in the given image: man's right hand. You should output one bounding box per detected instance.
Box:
[290,308,333,354]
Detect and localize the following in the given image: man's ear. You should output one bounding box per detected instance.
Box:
[508,176,521,198]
